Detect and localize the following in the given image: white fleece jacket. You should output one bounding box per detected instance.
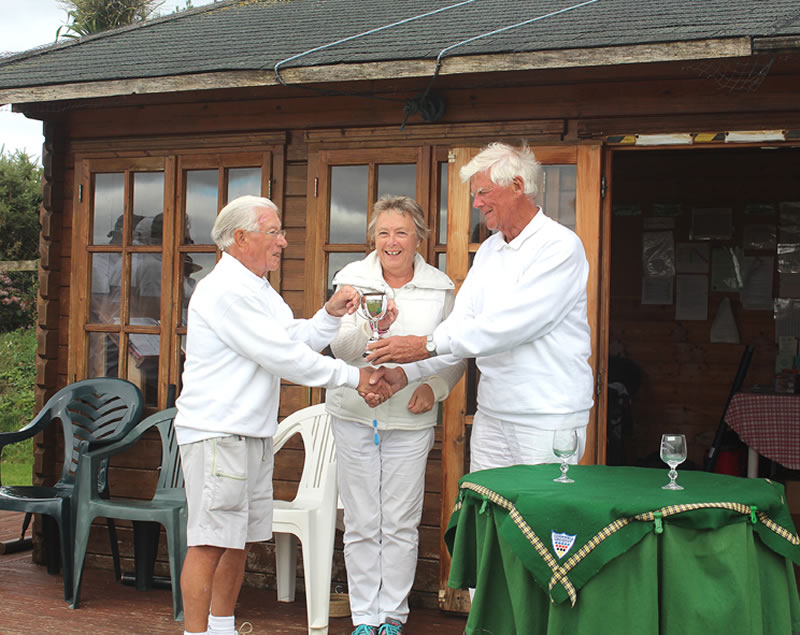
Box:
[325,252,466,430]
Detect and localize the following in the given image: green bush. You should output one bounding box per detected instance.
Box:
[0,327,36,486]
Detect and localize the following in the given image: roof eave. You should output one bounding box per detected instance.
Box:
[1,37,754,107]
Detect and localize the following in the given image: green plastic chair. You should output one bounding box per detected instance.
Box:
[71,407,187,621]
[0,378,144,602]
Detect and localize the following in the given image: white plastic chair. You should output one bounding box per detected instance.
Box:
[272,403,338,635]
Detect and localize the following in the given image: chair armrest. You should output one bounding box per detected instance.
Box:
[0,408,52,451]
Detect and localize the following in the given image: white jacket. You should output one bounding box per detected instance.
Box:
[325,252,466,430]
[405,211,594,428]
[175,253,360,445]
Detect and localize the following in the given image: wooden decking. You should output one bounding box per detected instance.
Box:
[0,511,467,634]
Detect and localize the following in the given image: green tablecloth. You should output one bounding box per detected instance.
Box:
[445,464,800,635]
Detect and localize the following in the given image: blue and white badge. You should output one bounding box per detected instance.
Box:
[551,530,577,559]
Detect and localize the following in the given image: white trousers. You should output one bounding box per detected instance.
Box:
[469,411,588,472]
[331,415,435,626]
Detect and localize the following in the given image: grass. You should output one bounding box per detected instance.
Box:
[0,327,36,486]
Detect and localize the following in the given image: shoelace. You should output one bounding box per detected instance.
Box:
[379,622,403,635]
[237,622,254,635]
[353,625,378,635]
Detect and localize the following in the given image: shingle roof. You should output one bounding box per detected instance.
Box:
[1,0,798,93]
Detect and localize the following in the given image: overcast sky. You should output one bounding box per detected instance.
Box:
[0,0,217,164]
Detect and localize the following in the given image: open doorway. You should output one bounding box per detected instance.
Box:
[607,145,800,471]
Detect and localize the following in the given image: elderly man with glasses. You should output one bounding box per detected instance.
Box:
[175,195,388,635]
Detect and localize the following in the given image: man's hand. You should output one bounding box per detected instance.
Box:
[357,367,391,406]
[326,285,360,317]
[369,365,409,395]
[364,335,427,365]
[407,383,434,414]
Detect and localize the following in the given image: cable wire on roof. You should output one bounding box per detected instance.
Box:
[271,0,479,85]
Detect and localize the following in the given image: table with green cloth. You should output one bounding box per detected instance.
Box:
[445,464,800,635]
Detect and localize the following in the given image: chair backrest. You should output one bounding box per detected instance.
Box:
[273,404,335,496]
[149,408,184,491]
[45,378,144,487]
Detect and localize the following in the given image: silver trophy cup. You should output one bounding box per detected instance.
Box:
[356,291,388,357]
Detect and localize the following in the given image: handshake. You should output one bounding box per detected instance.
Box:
[356,366,408,407]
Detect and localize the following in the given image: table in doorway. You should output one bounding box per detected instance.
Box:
[725,392,800,477]
[445,464,800,635]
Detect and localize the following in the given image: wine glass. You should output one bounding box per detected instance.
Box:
[660,433,687,490]
[553,429,578,483]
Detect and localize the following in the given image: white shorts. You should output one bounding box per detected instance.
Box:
[180,435,274,549]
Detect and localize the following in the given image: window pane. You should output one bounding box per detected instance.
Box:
[539,165,577,230]
[227,167,262,202]
[132,173,164,246]
[93,173,124,245]
[438,162,448,244]
[180,253,217,326]
[327,252,364,298]
[129,253,162,321]
[88,332,119,378]
[437,253,446,273]
[330,165,368,244]
[128,333,160,407]
[186,170,219,245]
[377,164,416,200]
[470,206,483,243]
[90,252,122,323]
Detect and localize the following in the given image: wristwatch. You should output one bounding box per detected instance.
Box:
[425,334,438,357]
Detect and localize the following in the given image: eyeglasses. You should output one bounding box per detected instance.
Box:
[249,229,287,239]
[471,187,495,200]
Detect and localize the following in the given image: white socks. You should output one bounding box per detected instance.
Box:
[208,614,236,635]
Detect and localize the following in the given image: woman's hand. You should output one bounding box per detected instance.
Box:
[407,383,435,414]
[377,299,399,333]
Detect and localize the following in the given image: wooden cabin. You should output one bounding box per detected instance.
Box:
[1,0,799,612]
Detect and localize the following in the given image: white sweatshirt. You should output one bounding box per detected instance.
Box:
[405,211,594,428]
[175,253,360,444]
[325,252,466,430]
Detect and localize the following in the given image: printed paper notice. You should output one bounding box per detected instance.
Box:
[641,276,674,305]
[676,274,708,321]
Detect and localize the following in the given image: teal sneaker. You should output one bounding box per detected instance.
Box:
[352,625,379,635]
[378,618,404,635]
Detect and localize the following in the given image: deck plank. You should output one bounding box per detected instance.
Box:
[0,511,467,634]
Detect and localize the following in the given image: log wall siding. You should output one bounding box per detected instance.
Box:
[30,55,800,607]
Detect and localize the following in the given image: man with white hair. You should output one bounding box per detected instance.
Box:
[367,142,593,472]
[175,195,387,635]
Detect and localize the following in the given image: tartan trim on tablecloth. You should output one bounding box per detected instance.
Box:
[634,501,800,545]
[460,482,578,605]
[459,482,800,607]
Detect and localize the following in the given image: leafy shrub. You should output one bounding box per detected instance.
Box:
[0,271,37,332]
[0,328,36,483]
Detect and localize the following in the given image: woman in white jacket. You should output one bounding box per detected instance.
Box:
[326,195,465,635]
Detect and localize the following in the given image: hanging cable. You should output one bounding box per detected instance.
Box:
[426,0,602,93]
[272,0,479,85]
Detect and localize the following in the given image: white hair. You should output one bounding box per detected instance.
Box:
[459,142,542,199]
[210,195,278,250]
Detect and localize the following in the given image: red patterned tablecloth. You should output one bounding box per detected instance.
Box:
[725,392,800,470]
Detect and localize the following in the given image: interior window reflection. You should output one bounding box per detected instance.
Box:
[227,167,261,201]
[92,173,124,245]
[330,165,368,244]
[186,170,219,245]
[377,164,416,200]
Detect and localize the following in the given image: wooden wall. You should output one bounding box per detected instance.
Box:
[609,147,800,469]
[26,53,800,606]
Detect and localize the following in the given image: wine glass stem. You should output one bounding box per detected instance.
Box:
[561,461,569,477]
[668,467,677,484]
